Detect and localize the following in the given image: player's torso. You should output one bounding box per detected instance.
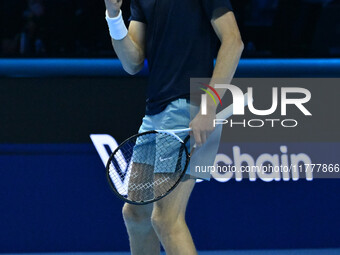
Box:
[139,0,205,28]
[139,0,210,59]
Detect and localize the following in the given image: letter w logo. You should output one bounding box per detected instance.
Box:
[90,134,130,196]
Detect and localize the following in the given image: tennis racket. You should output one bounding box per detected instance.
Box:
[106,93,249,205]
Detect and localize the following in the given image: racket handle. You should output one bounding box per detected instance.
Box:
[189,146,196,157]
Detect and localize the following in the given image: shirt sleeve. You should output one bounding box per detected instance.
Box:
[129,0,146,23]
[201,0,233,20]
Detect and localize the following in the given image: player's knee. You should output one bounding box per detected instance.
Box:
[151,207,184,233]
[122,203,151,224]
[150,211,165,232]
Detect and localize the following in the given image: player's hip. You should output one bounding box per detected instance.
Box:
[139,98,199,132]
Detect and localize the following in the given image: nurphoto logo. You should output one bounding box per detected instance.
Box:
[201,84,312,128]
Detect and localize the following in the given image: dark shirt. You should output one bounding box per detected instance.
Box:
[130,0,233,115]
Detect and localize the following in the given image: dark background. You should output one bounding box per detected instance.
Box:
[1,77,339,144]
[0,0,339,58]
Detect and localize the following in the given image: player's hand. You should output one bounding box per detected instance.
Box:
[104,0,123,18]
[189,109,216,147]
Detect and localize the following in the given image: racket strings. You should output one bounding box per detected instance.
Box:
[107,132,189,203]
[129,176,171,192]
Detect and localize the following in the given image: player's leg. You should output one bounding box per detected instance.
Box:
[150,99,197,254]
[122,114,160,254]
[122,163,160,255]
[122,203,160,255]
[151,175,197,255]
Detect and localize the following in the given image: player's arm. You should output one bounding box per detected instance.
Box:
[190,10,244,146]
[209,10,244,102]
[112,21,146,75]
[105,0,146,75]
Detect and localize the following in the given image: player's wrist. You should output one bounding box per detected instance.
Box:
[206,100,218,112]
[106,9,120,18]
[105,9,128,40]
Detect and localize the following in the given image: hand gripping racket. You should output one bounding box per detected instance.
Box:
[106,93,249,205]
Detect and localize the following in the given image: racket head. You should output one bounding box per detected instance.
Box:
[106,130,190,205]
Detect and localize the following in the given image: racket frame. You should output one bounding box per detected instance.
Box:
[106,130,191,205]
[106,92,251,204]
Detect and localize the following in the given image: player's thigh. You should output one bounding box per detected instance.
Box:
[153,175,196,220]
[128,162,155,202]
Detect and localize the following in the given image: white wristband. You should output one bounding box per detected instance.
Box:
[105,10,128,40]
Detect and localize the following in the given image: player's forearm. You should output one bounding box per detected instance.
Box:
[206,35,244,111]
[112,36,145,75]
[105,2,145,75]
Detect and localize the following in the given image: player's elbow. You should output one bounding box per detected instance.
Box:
[237,37,244,53]
[123,62,144,75]
[222,33,244,53]
[233,36,244,53]
[236,37,244,52]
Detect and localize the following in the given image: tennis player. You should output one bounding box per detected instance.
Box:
[104,0,243,254]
